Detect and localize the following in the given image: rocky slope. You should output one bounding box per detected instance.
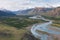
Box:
[15,7,53,15]
[14,7,60,17]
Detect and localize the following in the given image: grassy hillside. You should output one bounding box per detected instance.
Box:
[52,20,60,28]
[0,24,27,40]
[0,16,47,40]
[0,16,47,29]
[42,15,60,28]
[0,23,40,40]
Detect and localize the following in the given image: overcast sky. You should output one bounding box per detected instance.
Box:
[0,0,60,11]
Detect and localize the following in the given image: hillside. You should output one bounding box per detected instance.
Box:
[0,10,16,17]
[0,24,39,40]
[0,16,44,40]
[14,9,33,15]
[51,7,60,17]
[43,7,60,17]
[28,7,53,15]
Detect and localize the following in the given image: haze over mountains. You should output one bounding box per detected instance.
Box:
[0,9,16,16]
[0,7,60,17]
[15,7,60,17]
[14,7,53,15]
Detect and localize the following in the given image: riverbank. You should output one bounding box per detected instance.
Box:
[42,15,60,28]
[30,16,60,40]
[0,23,40,40]
[0,16,45,40]
[52,24,60,28]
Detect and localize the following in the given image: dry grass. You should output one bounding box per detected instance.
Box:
[52,24,60,28]
[0,24,27,40]
[36,30,50,35]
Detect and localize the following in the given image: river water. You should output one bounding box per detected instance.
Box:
[29,16,60,40]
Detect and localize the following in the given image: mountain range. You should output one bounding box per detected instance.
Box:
[15,7,60,17]
[15,7,53,15]
[0,9,16,17]
[0,7,60,17]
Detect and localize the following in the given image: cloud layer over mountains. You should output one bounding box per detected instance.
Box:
[0,0,60,11]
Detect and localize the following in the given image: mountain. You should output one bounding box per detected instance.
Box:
[51,7,60,16]
[0,7,60,17]
[14,9,33,15]
[14,7,60,17]
[15,7,53,15]
[0,9,16,17]
[28,7,53,15]
[43,7,60,17]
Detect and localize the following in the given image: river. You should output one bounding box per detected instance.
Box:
[29,16,60,40]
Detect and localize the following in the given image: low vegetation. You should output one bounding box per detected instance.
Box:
[0,16,46,40]
[0,24,27,40]
[36,30,50,35]
[42,15,60,28]
[0,16,46,29]
[42,15,60,20]
[52,20,60,28]
[0,23,40,40]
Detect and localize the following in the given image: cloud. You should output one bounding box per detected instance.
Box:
[0,0,60,11]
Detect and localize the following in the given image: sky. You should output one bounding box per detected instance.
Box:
[0,0,60,11]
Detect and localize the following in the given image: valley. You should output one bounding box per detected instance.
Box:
[42,15,60,28]
[0,16,47,40]
[0,0,60,40]
[0,6,60,40]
